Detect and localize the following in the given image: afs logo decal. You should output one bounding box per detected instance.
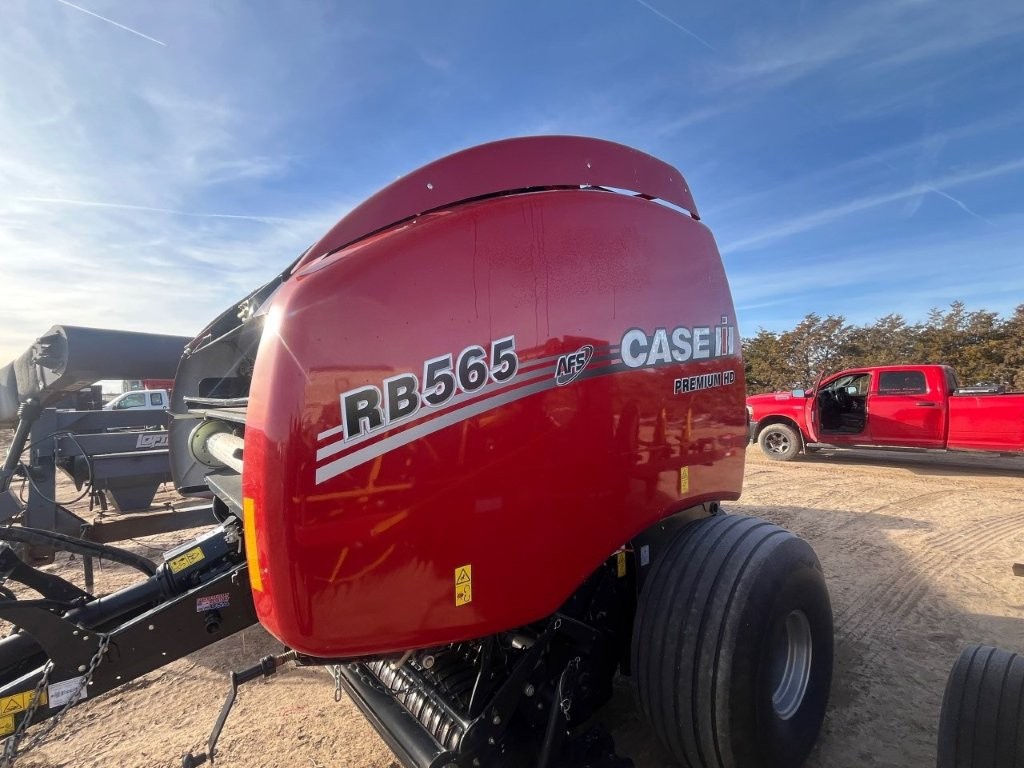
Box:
[554,345,594,386]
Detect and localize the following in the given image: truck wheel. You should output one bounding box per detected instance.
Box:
[633,514,833,768]
[758,424,801,461]
[937,645,1024,768]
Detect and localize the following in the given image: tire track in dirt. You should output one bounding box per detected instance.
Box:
[838,511,1021,626]
[832,489,1015,621]
[837,511,1024,653]
[862,489,955,517]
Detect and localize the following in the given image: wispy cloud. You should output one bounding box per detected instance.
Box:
[0,196,348,361]
[630,0,716,51]
[418,50,451,72]
[54,0,167,46]
[0,5,356,362]
[16,196,308,225]
[702,109,1024,222]
[722,157,1024,252]
[653,106,727,138]
[717,0,1024,88]
[729,224,1024,330]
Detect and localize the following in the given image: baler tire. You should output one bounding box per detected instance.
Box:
[758,424,802,461]
[937,645,1024,768]
[632,514,833,768]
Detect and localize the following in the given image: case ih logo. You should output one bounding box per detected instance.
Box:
[136,433,169,449]
[554,345,594,386]
[620,316,736,368]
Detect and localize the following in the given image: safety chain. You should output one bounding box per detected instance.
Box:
[329,664,344,702]
[0,632,110,768]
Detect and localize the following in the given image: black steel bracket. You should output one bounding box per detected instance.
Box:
[0,544,91,603]
[0,561,257,737]
[0,526,156,577]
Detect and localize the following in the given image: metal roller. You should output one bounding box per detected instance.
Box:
[189,420,244,473]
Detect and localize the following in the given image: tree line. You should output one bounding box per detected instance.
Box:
[743,302,1024,394]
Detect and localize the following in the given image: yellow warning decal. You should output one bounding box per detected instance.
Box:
[168,546,205,574]
[0,689,47,719]
[679,466,690,494]
[616,551,627,578]
[0,715,13,736]
[454,564,472,607]
[243,498,263,592]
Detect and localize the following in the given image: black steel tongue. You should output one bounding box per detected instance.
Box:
[181,651,296,767]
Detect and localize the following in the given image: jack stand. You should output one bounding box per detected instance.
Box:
[182,651,296,767]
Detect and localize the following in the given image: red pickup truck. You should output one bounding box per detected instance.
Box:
[747,364,1024,460]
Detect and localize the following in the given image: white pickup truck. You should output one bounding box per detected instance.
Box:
[103,389,170,411]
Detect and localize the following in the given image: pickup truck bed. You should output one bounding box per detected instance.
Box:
[948,392,1024,452]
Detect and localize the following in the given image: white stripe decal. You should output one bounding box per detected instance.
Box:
[313,358,633,486]
[314,363,557,462]
[315,376,558,485]
[312,353,578,443]
[311,350,614,444]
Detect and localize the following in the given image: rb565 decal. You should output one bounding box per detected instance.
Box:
[339,336,519,443]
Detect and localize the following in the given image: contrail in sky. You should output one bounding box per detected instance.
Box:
[925,185,991,225]
[631,0,716,51]
[54,0,167,47]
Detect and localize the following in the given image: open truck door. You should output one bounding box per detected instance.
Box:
[810,370,873,444]
[803,369,827,443]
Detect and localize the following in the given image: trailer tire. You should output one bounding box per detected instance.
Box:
[937,645,1024,768]
[633,514,833,768]
[758,423,802,461]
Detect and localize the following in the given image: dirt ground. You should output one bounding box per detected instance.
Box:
[4,432,1023,768]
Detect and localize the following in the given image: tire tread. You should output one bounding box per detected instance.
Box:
[938,644,1024,768]
[633,514,828,768]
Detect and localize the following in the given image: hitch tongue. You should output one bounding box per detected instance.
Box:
[182,650,296,767]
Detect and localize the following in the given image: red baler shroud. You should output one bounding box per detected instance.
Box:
[241,137,746,657]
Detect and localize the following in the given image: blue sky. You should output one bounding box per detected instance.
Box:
[2,0,1023,363]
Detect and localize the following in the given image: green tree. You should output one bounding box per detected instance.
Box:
[742,314,853,393]
[996,304,1024,389]
[778,314,852,387]
[844,314,917,367]
[743,329,788,392]
[912,302,1004,384]
[742,302,1021,394]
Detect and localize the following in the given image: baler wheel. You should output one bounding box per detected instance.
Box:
[937,644,1024,768]
[632,514,833,767]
